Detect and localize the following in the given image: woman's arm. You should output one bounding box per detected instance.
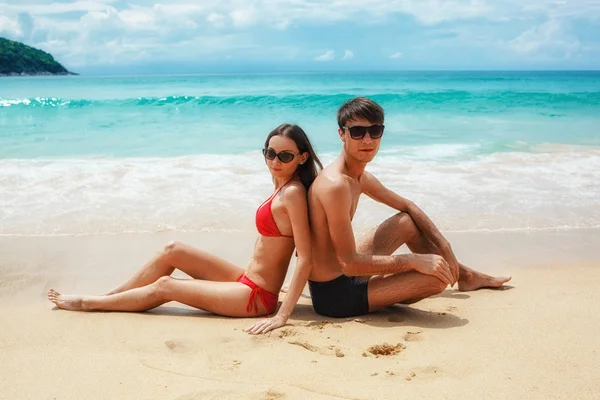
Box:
[245,183,312,335]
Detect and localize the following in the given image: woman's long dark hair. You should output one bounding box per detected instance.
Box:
[264,124,323,190]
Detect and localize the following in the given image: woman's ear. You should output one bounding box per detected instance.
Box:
[299,152,308,165]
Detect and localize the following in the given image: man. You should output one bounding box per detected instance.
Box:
[307,97,510,318]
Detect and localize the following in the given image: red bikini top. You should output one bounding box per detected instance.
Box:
[256,179,294,238]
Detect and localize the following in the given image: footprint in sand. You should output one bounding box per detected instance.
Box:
[164,340,190,354]
[306,320,342,330]
[278,328,297,338]
[288,340,344,357]
[222,359,243,372]
[288,340,320,353]
[257,389,286,400]
[403,331,423,342]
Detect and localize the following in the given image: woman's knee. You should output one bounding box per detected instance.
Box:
[152,276,175,299]
[162,241,185,260]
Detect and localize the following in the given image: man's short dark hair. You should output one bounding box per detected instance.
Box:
[337,97,384,128]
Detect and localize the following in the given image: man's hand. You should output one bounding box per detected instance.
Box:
[410,254,453,286]
[438,245,460,286]
[448,259,459,286]
[244,314,288,335]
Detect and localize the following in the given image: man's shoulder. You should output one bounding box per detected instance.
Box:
[359,170,380,187]
[313,169,351,196]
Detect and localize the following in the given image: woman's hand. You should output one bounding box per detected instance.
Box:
[244,314,288,335]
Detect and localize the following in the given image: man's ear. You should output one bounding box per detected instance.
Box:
[338,128,346,143]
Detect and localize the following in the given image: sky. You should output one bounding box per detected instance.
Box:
[1,0,599,73]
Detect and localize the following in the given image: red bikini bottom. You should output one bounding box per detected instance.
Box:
[237,274,279,315]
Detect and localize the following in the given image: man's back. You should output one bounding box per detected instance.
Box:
[308,157,362,282]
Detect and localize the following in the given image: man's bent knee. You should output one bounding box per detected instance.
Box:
[412,272,447,296]
[395,212,419,241]
[432,276,448,294]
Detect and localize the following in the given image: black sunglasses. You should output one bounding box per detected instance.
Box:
[262,148,299,163]
[342,124,385,140]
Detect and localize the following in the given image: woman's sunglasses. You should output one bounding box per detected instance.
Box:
[262,148,299,163]
[342,124,385,140]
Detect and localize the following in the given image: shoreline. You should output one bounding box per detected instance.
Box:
[0,71,77,77]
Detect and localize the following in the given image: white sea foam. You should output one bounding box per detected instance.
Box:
[1,146,599,236]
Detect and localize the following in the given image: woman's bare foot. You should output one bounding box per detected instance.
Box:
[47,289,85,311]
[458,270,511,292]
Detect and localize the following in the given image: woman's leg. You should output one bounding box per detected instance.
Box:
[49,276,267,317]
[106,241,245,295]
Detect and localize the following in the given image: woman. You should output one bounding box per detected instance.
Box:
[48,123,322,334]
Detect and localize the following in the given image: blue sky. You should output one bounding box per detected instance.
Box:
[1,0,599,73]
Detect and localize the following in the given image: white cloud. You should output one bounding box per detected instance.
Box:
[391,0,493,25]
[0,14,20,39]
[2,0,599,26]
[508,19,581,58]
[206,12,226,28]
[315,50,335,61]
[229,7,257,28]
[0,0,598,68]
[1,1,116,15]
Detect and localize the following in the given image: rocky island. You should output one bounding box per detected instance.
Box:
[0,37,76,76]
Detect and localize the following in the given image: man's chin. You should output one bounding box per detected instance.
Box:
[358,153,377,163]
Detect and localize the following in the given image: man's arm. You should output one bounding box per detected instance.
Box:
[361,171,459,284]
[321,178,453,284]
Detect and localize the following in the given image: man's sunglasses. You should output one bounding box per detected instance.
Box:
[342,124,385,140]
[262,148,299,163]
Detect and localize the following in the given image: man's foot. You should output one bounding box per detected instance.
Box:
[457,271,511,292]
[47,289,85,311]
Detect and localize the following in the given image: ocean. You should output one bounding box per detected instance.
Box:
[1,71,599,236]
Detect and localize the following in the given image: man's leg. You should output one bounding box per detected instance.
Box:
[356,212,446,310]
[404,225,511,291]
[356,212,510,311]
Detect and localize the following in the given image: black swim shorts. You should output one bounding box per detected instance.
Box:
[308,275,369,318]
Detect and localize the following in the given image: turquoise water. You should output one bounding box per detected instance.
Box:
[1,71,599,158]
[1,71,599,235]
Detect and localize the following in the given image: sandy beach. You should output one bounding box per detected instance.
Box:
[1,229,599,400]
